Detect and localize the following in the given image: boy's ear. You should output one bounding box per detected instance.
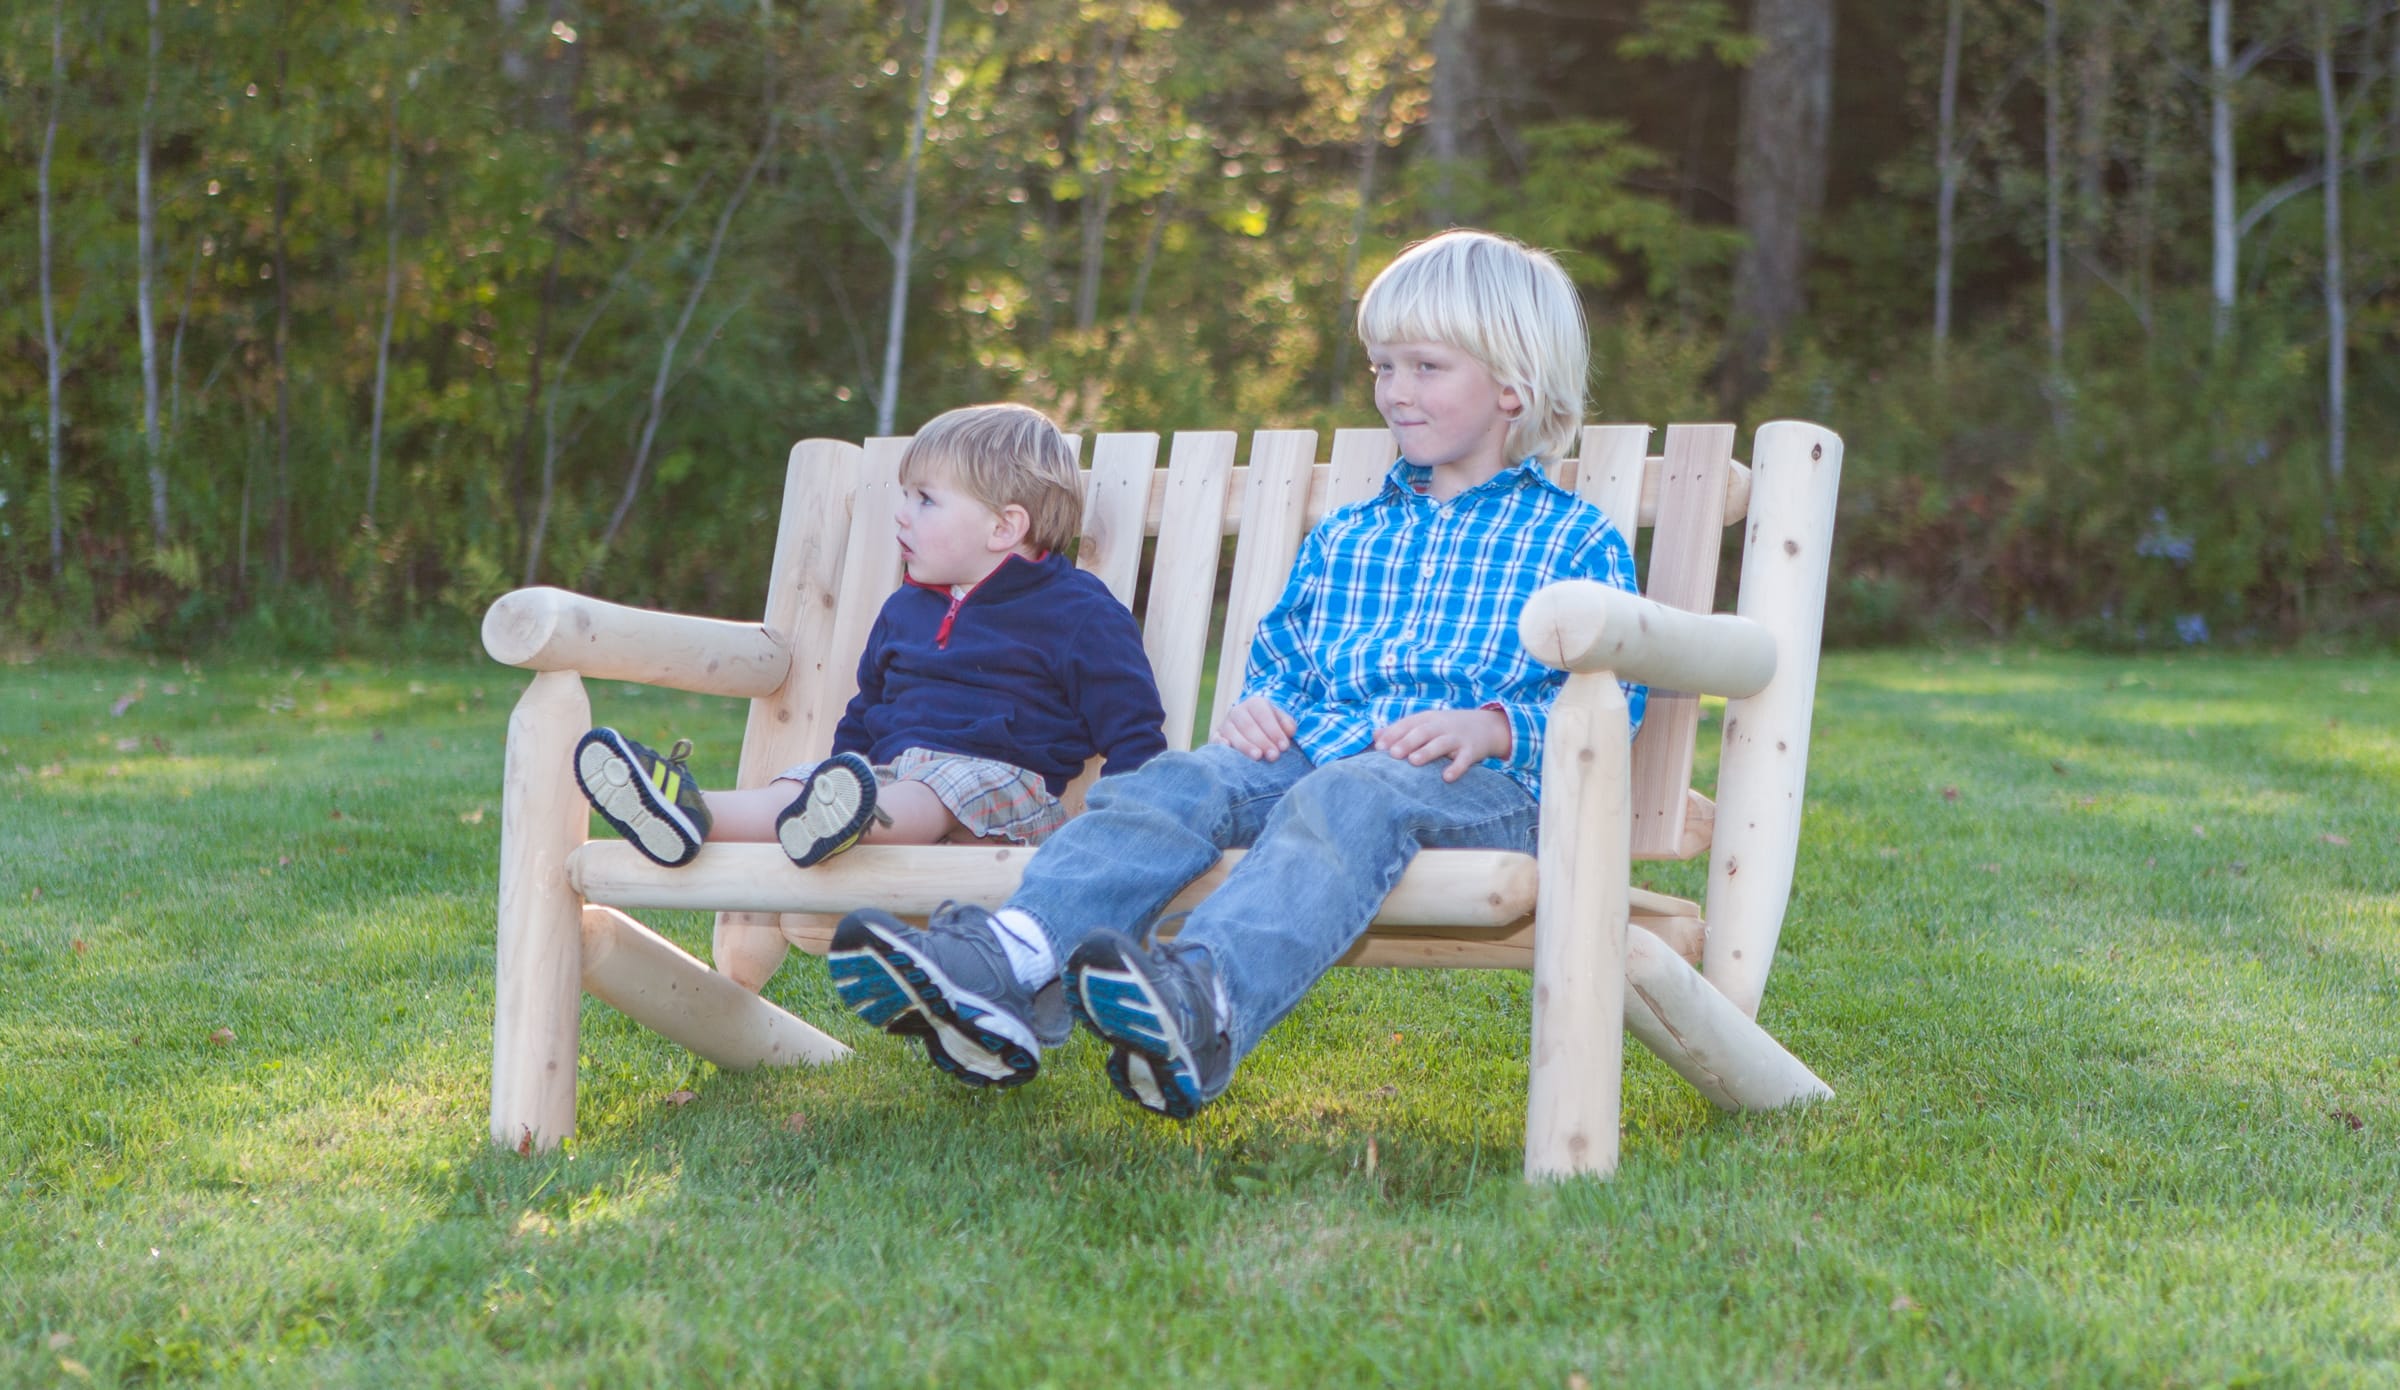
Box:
[1498,382,1526,420]
[989,502,1033,552]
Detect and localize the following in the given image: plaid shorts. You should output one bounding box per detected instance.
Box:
[778,747,1068,846]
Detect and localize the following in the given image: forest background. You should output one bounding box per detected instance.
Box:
[2,0,2393,656]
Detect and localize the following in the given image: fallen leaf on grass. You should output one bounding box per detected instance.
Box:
[783,1112,809,1134]
[1890,1294,1918,1312]
[70,939,87,956]
[666,1090,697,1107]
[2331,1109,2363,1132]
[2191,824,2208,838]
[39,763,64,778]
[56,1357,91,1382]
[277,855,292,867]
[114,738,140,753]
[2321,833,2351,847]
[1568,1374,1591,1390]
[47,1333,72,1351]
[1979,863,2001,874]
[110,693,139,717]
[459,807,485,825]
[1940,786,1960,802]
[208,1028,235,1046]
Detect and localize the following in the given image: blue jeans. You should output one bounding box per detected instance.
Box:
[1009,742,1539,1065]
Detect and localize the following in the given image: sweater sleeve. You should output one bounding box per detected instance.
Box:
[1064,591,1169,773]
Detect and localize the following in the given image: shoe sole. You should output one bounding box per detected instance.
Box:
[1069,941,1206,1119]
[777,753,878,868]
[575,730,702,867]
[828,913,1040,1088]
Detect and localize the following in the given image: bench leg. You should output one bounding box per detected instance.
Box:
[1524,673,1630,1180]
[714,910,794,991]
[492,670,590,1153]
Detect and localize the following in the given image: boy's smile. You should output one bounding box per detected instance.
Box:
[1368,339,1522,493]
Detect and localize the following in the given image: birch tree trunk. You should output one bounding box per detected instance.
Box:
[1725,0,1834,407]
[271,39,293,585]
[875,0,945,435]
[2315,12,2346,483]
[40,0,66,582]
[1425,0,1476,228]
[139,0,167,548]
[1071,28,1130,337]
[1329,85,1393,405]
[2211,0,2237,339]
[1932,0,1964,372]
[367,77,403,530]
[2042,0,2066,402]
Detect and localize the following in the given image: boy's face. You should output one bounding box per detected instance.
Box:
[896,471,1012,588]
[1367,340,1522,480]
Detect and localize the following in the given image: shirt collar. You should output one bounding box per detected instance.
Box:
[1378,455,1550,503]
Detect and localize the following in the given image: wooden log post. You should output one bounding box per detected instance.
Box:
[491,669,592,1153]
[1523,671,1631,1180]
[581,907,849,1068]
[1703,421,1844,1018]
[717,440,863,990]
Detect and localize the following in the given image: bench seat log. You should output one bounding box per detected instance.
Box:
[485,419,1841,1172]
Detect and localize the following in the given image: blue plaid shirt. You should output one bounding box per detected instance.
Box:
[1240,457,1646,801]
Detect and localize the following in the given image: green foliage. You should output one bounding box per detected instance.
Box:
[1,0,2391,652]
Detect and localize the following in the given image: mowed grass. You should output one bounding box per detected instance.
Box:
[2,649,2396,1387]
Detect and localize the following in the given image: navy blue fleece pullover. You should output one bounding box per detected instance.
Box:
[832,551,1168,794]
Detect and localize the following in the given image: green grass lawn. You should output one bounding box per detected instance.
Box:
[4,648,2396,1386]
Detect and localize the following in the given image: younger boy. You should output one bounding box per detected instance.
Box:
[827,230,1648,1110]
[575,403,1168,878]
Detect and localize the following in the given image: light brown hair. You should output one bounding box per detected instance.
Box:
[898,403,1083,554]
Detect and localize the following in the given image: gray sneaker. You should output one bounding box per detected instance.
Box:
[828,904,1071,1088]
[1066,925,1234,1118]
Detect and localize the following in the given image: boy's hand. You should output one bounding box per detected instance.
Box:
[1373,707,1511,782]
[1214,696,1297,761]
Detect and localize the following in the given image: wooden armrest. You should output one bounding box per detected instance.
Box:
[481,586,792,698]
[1518,580,1776,697]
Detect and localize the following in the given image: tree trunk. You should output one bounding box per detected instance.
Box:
[1932,0,1963,372]
[272,40,293,586]
[1123,189,1174,336]
[139,0,167,549]
[40,0,66,582]
[2072,1,2113,288]
[1330,84,1393,406]
[2315,14,2345,484]
[367,78,404,530]
[2041,0,2066,420]
[1071,27,1130,337]
[2210,0,2236,340]
[1425,0,1476,228]
[1723,0,1834,407]
[876,0,946,435]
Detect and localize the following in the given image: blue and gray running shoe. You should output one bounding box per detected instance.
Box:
[1066,926,1234,1118]
[828,904,1070,1088]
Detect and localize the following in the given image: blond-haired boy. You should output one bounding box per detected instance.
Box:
[829,232,1647,1108]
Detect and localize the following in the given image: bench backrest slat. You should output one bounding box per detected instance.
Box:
[1627,423,1734,858]
[1144,432,1237,750]
[1209,430,1319,733]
